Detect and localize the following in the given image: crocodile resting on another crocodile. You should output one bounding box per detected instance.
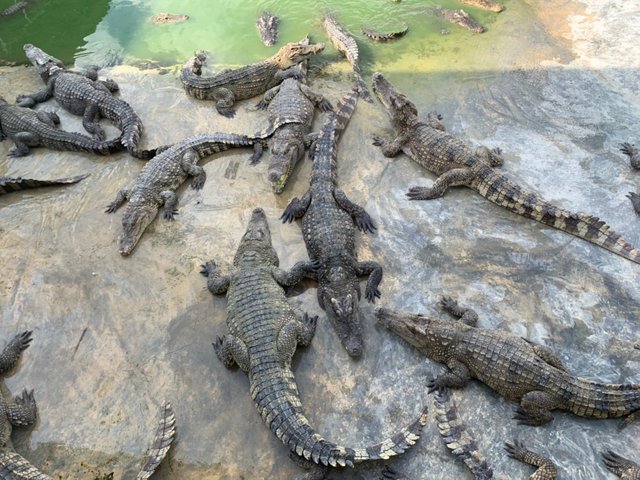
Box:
[0,174,88,195]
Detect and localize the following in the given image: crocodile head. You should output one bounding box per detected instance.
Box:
[23,44,65,82]
[372,72,419,130]
[273,41,325,70]
[256,11,279,47]
[268,138,305,194]
[235,208,279,266]
[119,200,159,256]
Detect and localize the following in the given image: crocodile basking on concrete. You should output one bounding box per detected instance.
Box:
[372,73,640,265]
[620,142,640,170]
[18,44,153,159]
[282,91,383,358]
[0,1,27,17]
[603,450,640,479]
[180,41,324,118]
[1,95,122,157]
[0,331,176,479]
[458,0,503,12]
[428,8,485,33]
[106,132,264,256]
[256,11,279,46]
[201,208,427,477]
[362,24,409,42]
[0,174,88,195]
[377,296,640,426]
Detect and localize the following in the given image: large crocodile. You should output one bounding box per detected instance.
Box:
[428,8,485,33]
[1,95,122,157]
[376,297,640,426]
[602,450,640,479]
[0,331,176,479]
[180,41,324,118]
[18,44,153,159]
[256,11,279,46]
[0,174,88,195]
[200,208,427,477]
[372,72,640,265]
[106,133,264,256]
[282,91,383,358]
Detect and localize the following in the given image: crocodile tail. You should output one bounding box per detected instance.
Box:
[602,450,640,477]
[0,451,53,480]
[471,165,640,264]
[135,402,176,480]
[0,175,89,195]
[354,71,373,103]
[333,89,358,138]
[433,388,494,479]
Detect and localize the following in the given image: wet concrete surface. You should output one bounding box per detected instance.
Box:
[1,0,640,478]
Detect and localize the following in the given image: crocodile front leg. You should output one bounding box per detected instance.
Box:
[36,111,60,127]
[6,389,37,427]
[504,440,557,479]
[8,132,39,157]
[357,260,383,302]
[213,334,249,372]
[15,79,55,107]
[99,78,120,92]
[160,191,178,220]
[180,149,206,189]
[372,134,405,157]
[105,189,130,213]
[427,111,445,131]
[299,84,333,112]
[255,85,281,110]
[333,187,376,233]
[0,331,32,374]
[523,339,567,372]
[406,167,475,200]
[274,67,304,82]
[514,391,558,426]
[200,260,231,294]
[82,103,106,140]
[272,261,317,287]
[427,359,471,393]
[281,189,311,223]
[476,146,504,167]
[439,297,478,326]
[214,88,237,118]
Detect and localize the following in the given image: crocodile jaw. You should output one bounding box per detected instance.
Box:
[276,41,325,69]
[322,289,363,358]
[23,44,65,82]
[119,203,158,256]
[375,307,435,355]
[372,72,419,127]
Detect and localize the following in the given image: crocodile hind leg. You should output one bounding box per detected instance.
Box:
[427,360,471,393]
[160,191,178,220]
[522,339,567,371]
[0,331,32,374]
[514,391,558,426]
[277,313,318,355]
[602,450,640,478]
[627,192,640,214]
[8,132,40,157]
[200,260,231,294]
[36,110,60,127]
[100,79,120,92]
[357,260,383,302]
[333,187,376,233]
[7,389,37,427]
[281,189,311,223]
[505,440,557,480]
[214,88,237,118]
[213,334,249,372]
[406,167,475,200]
[255,84,281,110]
[105,189,130,213]
[439,297,479,326]
[82,103,106,141]
[180,149,206,189]
[372,134,405,157]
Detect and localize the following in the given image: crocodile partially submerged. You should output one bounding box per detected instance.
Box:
[621,142,640,170]
[150,12,189,24]
[0,331,175,479]
[201,208,427,477]
[0,1,27,17]
[362,24,409,42]
[19,44,153,159]
[459,0,503,13]
[504,441,557,480]
[106,133,263,256]
[282,91,383,358]
[1,95,122,157]
[256,11,279,46]
[372,72,640,265]
[602,450,640,479]
[377,297,640,426]
[323,12,373,102]
[180,41,324,118]
[0,174,88,195]
[428,8,485,33]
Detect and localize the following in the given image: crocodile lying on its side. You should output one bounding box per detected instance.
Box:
[1,96,122,157]
[372,73,640,265]
[323,12,373,102]
[458,0,503,12]
[377,297,640,426]
[106,133,264,256]
[181,41,324,118]
[428,8,485,33]
[18,44,153,159]
[0,331,176,479]
[602,450,640,479]
[256,11,279,46]
[0,1,27,17]
[0,174,88,195]
[620,142,640,170]
[201,208,427,477]
[282,91,383,358]
[362,24,409,42]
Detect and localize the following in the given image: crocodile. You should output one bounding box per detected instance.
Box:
[428,8,485,33]
[18,44,153,159]
[627,192,640,215]
[0,331,176,479]
[322,12,373,102]
[458,0,503,13]
[371,72,640,265]
[180,41,324,118]
[106,132,264,256]
[1,95,123,157]
[0,174,88,195]
[362,24,409,42]
[256,11,279,46]
[376,296,640,426]
[150,12,189,24]
[504,441,557,480]
[0,1,27,17]
[621,142,640,170]
[281,91,383,358]
[200,207,427,477]
[602,450,640,479]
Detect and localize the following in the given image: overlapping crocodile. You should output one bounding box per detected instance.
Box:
[428,8,485,33]
[0,174,88,195]
[362,24,409,42]
[602,450,640,479]
[256,11,279,46]
[0,1,27,17]
[372,72,640,264]
[282,91,383,358]
[377,297,640,426]
[106,133,264,256]
[201,207,427,477]
[459,0,503,13]
[180,41,324,118]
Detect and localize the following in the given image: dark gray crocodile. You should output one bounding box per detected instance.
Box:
[0,1,27,17]
[602,450,640,479]
[180,41,324,118]
[18,44,153,159]
[0,174,88,195]
[1,95,122,157]
[256,11,279,46]
[106,132,264,256]
[504,441,557,480]
[372,72,640,265]
[361,24,409,42]
[200,207,427,477]
[428,8,485,33]
[282,91,383,358]
[377,297,640,426]
[459,0,503,12]
[621,142,640,170]
[323,12,373,102]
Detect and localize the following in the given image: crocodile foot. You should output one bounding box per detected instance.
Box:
[406,186,438,200]
[200,260,218,277]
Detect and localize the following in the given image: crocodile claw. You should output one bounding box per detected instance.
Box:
[200,260,217,277]
[426,378,439,394]
[318,99,333,113]
[406,186,437,200]
[513,406,536,425]
[163,208,178,221]
[280,202,298,223]
[218,107,236,119]
[365,286,381,303]
[372,135,385,147]
[255,100,269,110]
[355,213,377,234]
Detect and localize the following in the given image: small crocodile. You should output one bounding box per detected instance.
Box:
[106,133,263,256]
[201,207,427,477]
[180,41,324,118]
[150,12,189,24]
[377,297,640,426]
[1,95,122,157]
[459,0,503,12]
[0,174,88,195]
[256,11,279,46]
[0,1,27,17]
[372,73,640,265]
[323,12,373,102]
[621,142,640,170]
[428,8,485,33]
[504,441,557,480]
[362,24,409,42]
[19,44,153,159]
[602,450,640,479]
[282,91,383,358]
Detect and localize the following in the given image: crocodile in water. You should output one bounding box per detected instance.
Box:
[282,91,383,358]
[458,0,503,13]
[0,1,27,17]
[106,133,264,256]
[428,8,485,33]
[201,208,427,477]
[372,72,640,264]
[362,24,409,42]
[0,174,88,195]
[256,11,279,46]
[602,450,640,479]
